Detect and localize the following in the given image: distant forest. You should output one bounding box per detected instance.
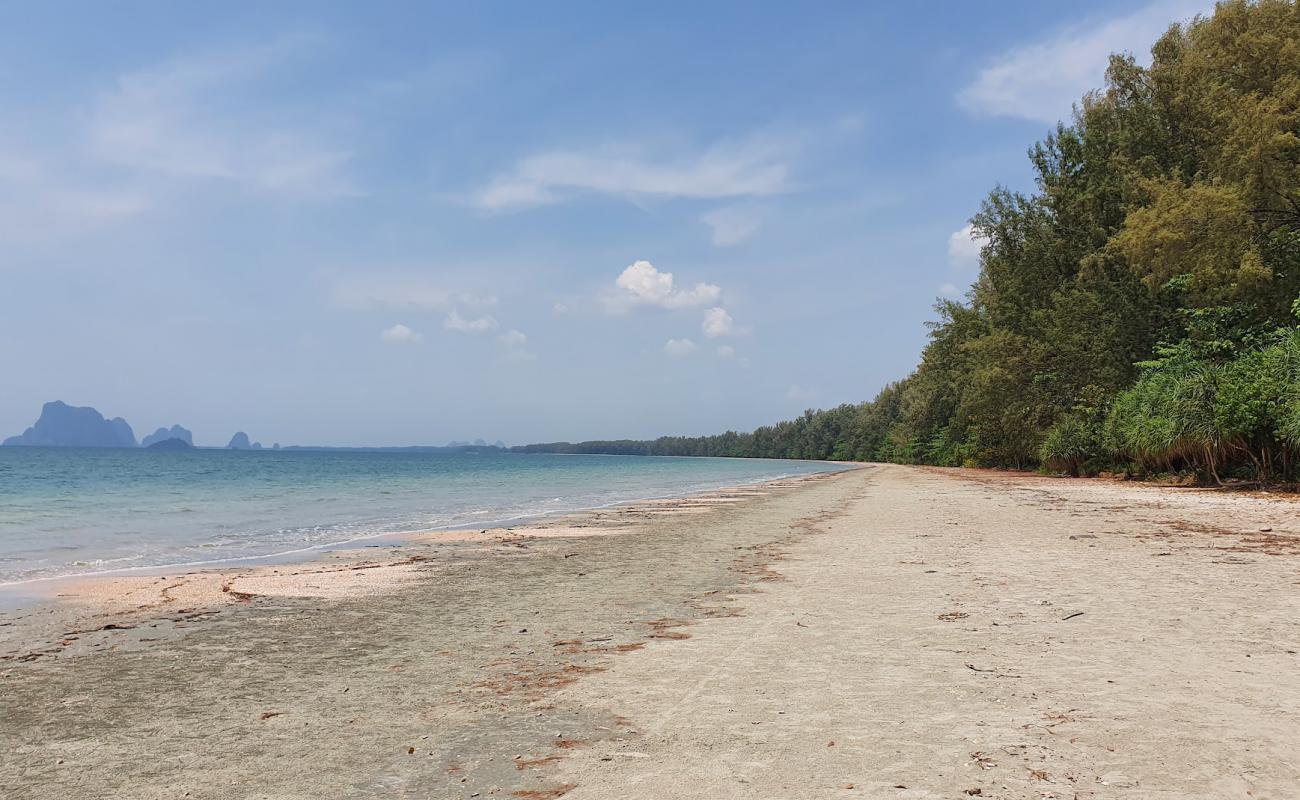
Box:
[519,1,1300,483]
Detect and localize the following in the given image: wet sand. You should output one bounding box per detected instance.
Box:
[2,464,1299,798]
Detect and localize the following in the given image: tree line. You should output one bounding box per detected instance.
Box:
[519,1,1300,484]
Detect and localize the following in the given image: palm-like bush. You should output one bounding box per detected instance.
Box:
[1106,354,1226,480]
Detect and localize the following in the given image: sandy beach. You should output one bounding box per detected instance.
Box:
[3,464,1299,798]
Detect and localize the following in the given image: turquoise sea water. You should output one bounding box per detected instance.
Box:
[0,448,844,585]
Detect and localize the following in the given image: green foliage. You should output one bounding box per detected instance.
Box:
[1040,406,1107,477]
[1104,351,1228,480]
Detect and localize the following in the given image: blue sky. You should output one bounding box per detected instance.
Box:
[0,0,1210,446]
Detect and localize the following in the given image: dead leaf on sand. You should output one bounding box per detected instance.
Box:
[511,785,577,799]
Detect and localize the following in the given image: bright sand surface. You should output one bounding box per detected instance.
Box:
[2,464,1298,798]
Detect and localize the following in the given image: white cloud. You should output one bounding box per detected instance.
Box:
[498,329,527,347]
[947,223,988,266]
[716,345,736,358]
[471,137,791,212]
[664,338,699,357]
[702,307,734,338]
[380,323,422,344]
[444,310,499,335]
[552,302,570,314]
[89,35,357,197]
[939,282,961,298]
[957,1,1210,124]
[701,204,764,246]
[604,260,722,313]
[332,278,496,311]
[498,329,536,361]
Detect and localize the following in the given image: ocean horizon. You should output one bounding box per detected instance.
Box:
[0,447,845,586]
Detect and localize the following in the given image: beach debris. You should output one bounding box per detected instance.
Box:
[970,752,997,770]
[259,711,282,720]
[938,612,969,621]
[406,746,415,755]
[642,618,694,640]
[1060,612,1085,621]
[510,785,577,799]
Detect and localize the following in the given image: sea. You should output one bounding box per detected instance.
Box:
[0,448,845,586]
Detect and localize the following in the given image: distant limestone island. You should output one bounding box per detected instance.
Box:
[3,401,138,448]
[142,424,194,448]
[2,400,506,452]
[227,431,269,450]
[145,437,194,451]
[3,401,254,451]
[447,439,508,448]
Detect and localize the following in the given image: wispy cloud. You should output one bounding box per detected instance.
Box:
[444,309,498,335]
[89,35,358,197]
[786,384,817,403]
[471,135,792,212]
[664,338,699,357]
[380,323,423,344]
[332,277,496,311]
[498,329,527,347]
[716,344,736,358]
[602,260,721,313]
[701,204,765,246]
[0,154,148,246]
[957,0,1210,124]
[0,34,365,249]
[497,329,536,361]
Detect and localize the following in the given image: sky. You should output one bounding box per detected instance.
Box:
[0,0,1212,447]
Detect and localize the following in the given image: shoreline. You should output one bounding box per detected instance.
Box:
[0,462,851,597]
[0,468,854,662]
